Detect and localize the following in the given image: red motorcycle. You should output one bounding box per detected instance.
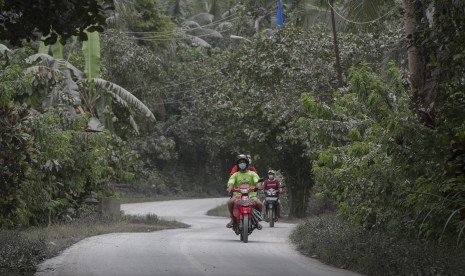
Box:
[231,184,262,243]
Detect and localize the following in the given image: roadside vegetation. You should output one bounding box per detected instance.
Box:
[0,211,187,276]
[206,203,230,218]
[291,214,465,276]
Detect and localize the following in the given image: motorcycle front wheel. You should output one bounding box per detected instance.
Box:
[269,208,275,228]
[241,214,249,243]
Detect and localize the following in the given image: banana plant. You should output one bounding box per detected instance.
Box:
[25,52,155,133]
[25,53,82,111]
[80,30,111,131]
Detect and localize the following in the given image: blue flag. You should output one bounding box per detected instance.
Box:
[277,0,284,28]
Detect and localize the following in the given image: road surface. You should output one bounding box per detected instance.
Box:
[35,198,361,276]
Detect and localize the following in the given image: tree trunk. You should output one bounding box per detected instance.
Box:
[329,0,343,87]
[402,0,438,126]
[280,148,313,218]
[287,172,312,218]
[402,0,425,96]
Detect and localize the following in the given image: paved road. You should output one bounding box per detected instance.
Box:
[35,198,361,276]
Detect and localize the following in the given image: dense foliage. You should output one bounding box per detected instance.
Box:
[159,23,400,217]
[297,0,465,245]
[0,103,39,227]
[0,34,152,227]
[0,231,47,276]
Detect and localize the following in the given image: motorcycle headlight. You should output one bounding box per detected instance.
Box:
[240,188,249,194]
[266,190,277,195]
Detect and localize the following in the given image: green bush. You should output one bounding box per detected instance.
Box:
[0,231,47,276]
[0,103,41,228]
[291,214,465,276]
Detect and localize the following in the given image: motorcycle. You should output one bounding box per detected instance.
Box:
[230,184,262,243]
[263,188,280,227]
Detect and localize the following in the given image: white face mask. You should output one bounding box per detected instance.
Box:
[268,174,274,180]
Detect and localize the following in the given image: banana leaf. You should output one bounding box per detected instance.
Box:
[26,54,83,78]
[82,30,101,79]
[82,78,156,121]
[0,44,10,54]
[188,36,211,48]
[186,28,223,39]
[189,13,214,25]
[51,42,64,59]
[183,20,201,29]
[38,40,49,55]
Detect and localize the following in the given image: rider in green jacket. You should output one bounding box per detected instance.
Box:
[226,154,263,229]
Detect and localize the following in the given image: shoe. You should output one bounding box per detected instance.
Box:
[226,218,234,228]
[256,223,263,230]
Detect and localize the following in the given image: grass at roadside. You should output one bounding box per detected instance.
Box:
[119,191,223,204]
[206,203,230,217]
[1,213,188,276]
[290,213,465,276]
[120,193,199,204]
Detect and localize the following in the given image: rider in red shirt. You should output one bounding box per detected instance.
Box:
[262,170,283,191]
[262,170,283,218]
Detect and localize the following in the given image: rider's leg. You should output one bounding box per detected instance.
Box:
[253,198,263,230]
[226,198,235,227]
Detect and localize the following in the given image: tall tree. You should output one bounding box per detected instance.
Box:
[401,0,429,115]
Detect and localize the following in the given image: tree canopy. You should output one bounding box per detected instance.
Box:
[0,0,114,45]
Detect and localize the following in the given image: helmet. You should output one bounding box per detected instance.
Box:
[268,170,276,175]
[235,154,249,165]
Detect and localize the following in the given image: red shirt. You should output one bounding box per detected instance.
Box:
[262,179,281,190]
[229,165,257,177]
